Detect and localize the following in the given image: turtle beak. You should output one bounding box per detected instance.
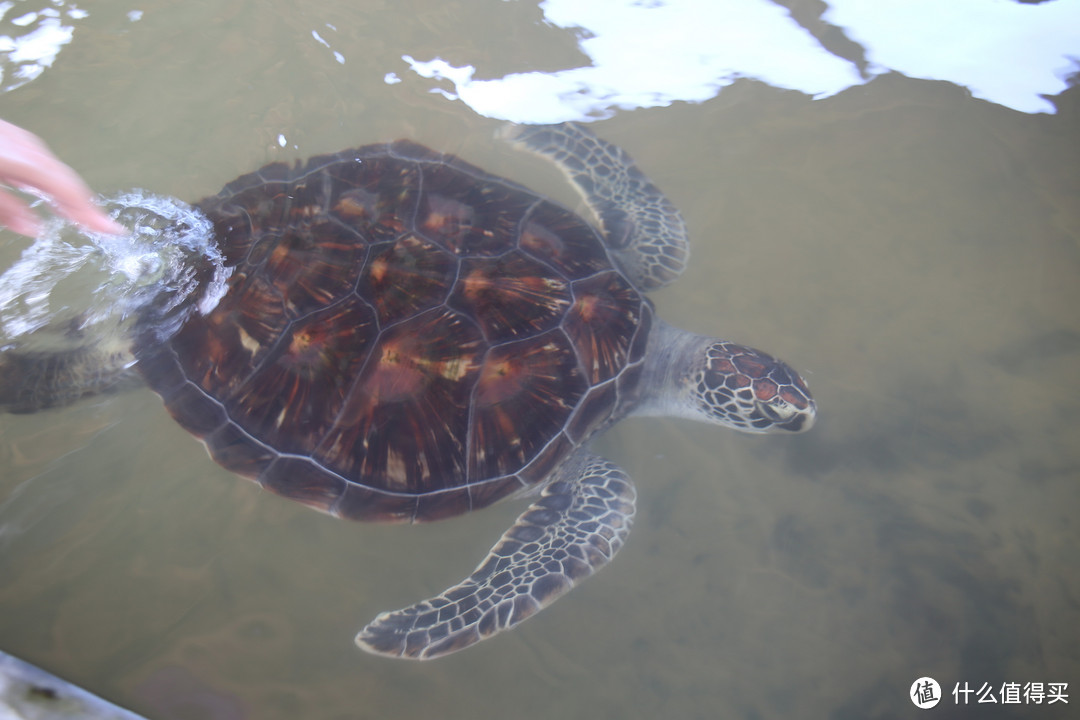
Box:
[757,396,816,433]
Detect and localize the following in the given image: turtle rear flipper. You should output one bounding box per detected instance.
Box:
[0,343,139,413]
[356,453,636,660]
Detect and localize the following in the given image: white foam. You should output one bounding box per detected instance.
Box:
[0,190,230,354]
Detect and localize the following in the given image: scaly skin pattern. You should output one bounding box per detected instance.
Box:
[357,454,634,659]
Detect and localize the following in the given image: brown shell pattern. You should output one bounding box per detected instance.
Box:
[135,141,651,522]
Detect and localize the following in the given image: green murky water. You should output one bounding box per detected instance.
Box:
[1,1,1078,718]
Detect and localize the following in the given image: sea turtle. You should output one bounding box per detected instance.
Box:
[0,123,815,659]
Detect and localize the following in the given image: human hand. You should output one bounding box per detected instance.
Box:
[0,119,125,237]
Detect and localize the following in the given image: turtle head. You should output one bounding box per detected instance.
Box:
[687,339,815,433]
[640,322,815,433]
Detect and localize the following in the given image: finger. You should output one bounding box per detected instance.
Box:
[0,187,42,237]
[9,161,123,235]
[0,122,124,235]
[1,169,125,235]
[54,192,127,235]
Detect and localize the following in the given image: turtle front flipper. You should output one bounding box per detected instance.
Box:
[356,454,636,660]
[502,122,689,291]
